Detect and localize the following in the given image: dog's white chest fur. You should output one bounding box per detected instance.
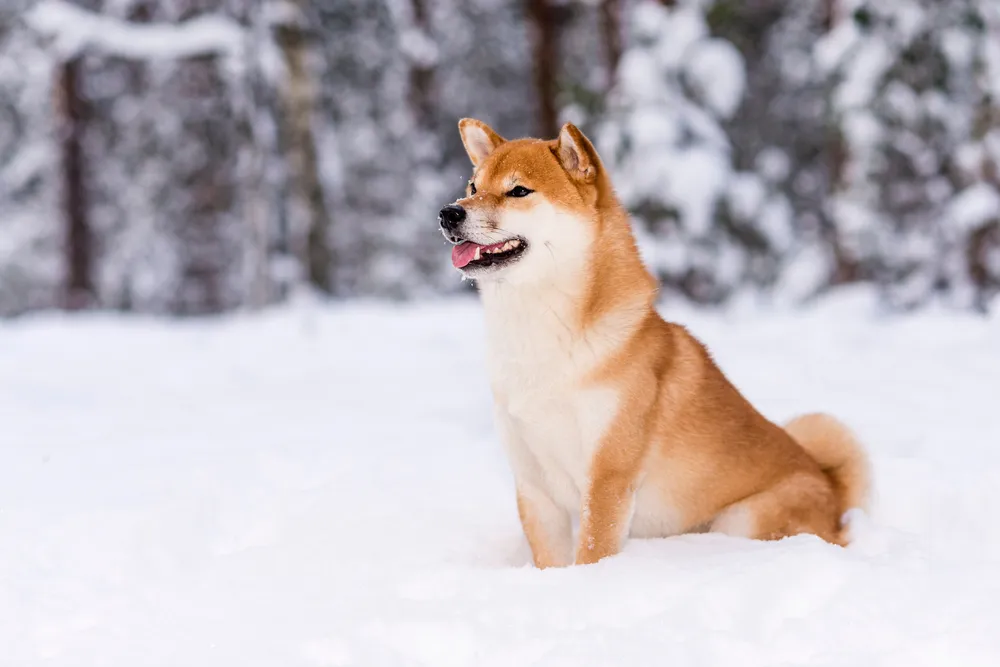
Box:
[481,286,621,513]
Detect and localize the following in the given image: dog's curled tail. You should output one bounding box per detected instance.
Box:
[785,412,872,537]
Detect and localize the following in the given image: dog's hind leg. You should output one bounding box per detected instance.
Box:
[710,472,843,545]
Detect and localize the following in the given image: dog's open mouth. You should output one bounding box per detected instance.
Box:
[451,238,527,270]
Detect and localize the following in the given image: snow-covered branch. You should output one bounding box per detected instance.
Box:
[26,0,246,61]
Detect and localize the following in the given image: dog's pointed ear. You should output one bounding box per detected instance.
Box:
[458,118,505,167]
[555,122,597,183]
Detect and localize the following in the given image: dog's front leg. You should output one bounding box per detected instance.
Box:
[516,483,573,568]
[574,394,649,566]
[575,471,636,565]
[495,404,573,567]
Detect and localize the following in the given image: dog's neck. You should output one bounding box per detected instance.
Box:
[477,205,656,356]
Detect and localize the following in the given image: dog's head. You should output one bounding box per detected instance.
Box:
[440,119,608,284]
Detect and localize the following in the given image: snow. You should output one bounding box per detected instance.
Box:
[665,146,731,237]
[398,27,440,68]
[754,147,791,184]
[986,30,1000,98]
[772,243,834,305]
[609,6,740,248]
[813,19,859,74]
[757,195,794,251]
[940,27,976,70]
[836,40,894,110]
[683,38,745,119]
[628,106,681,148]
[3,294,1000,666]
[26,0,245,60]
[650,6,705,68]
[946,183,1000,232]
[727,173,767,221]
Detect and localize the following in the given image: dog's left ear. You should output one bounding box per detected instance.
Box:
[555,123,598,183]
[459,118,505,167]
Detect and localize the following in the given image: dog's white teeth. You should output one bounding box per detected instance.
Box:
[474,240,520,259]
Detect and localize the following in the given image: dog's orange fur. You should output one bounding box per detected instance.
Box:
[453,118,871,567]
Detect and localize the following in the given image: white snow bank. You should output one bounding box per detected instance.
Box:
[2,294,1000,666]
[26,0,245,60]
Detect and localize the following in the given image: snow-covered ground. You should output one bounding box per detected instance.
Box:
[3,290,1000,666]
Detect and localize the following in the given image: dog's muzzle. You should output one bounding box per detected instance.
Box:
[439,204,466,244]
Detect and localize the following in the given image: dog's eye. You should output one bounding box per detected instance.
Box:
[507,185,533,198]
[468,181,477,195]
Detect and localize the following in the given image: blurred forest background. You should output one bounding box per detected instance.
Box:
[1,0,999,316]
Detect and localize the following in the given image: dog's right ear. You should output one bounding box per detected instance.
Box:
[555,123,598,183]
[458,118,505,167]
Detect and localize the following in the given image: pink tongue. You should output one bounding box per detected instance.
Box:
[451,242,482,268]
[451,240,511,268]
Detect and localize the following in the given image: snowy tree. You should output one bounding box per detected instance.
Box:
[818,0,1000,310]
[2,0,998,315]
[707,0,843,302]
[599,0,794,304]
[26,0,278,314]
[315,0,538,297]
[272,0,333,295]
[0,2,63,316]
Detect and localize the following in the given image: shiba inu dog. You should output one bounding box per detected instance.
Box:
[440,118,871,568]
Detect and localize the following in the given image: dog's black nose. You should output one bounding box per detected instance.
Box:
[439,204,466,231]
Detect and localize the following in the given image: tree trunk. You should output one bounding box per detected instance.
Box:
[820,0,859,285]
[408,0,435,130]
[58,57,94,310]
[526,0,560,137]
[822,0,839,31]
[238,13,274,309]
[599,0,622,91]
[276,10,333,294]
